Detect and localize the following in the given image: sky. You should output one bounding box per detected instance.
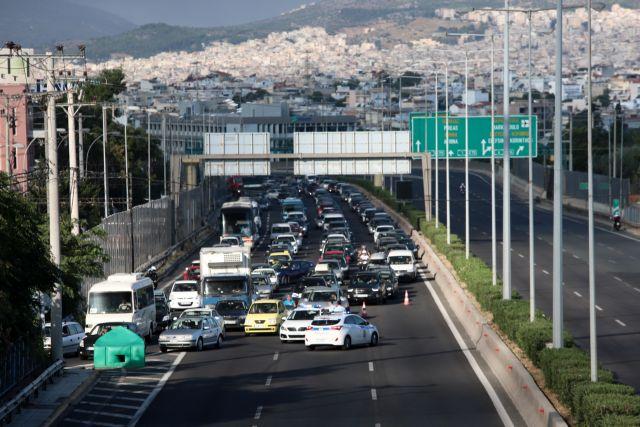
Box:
[69,0,313,27]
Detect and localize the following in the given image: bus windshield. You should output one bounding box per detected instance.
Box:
[88,291,133,314]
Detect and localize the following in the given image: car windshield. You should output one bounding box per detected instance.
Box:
[88,291,132,314]
[272,226,290,234]
[311,319,341,326]
[309,292,338,302]
[270,255,290,262]
[216,301,247,312]
[389,256,413,264]
[173,282,198,292]
[170,318,202,330]
[277,236,295,243]
[203,278,247,296]
[290,310,320,320]
[354,274,378,286]
[249,303,278,314]
[90,323,132,336]
[252,276,268,286]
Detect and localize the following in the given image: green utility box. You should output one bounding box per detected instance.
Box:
[93,327,145,369]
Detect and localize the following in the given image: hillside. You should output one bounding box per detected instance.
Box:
[83,0,639,60]
[1,0,134,49]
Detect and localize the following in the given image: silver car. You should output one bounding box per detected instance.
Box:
[159,315,223,352]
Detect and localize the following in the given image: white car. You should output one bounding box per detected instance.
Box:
[252,267,279,287]
[374,225,395,243]
[279,308,321,342]
[168,280,202,311]
[267,189,280,200]
[43,321,86,356]
[387,250,417,281]
[298,286,349,311]
[305,313,379,350]
[275,234,299,254]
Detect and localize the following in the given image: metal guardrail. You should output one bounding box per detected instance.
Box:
[0,360,64,425]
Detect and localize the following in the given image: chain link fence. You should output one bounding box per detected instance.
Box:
[81,177,223,300]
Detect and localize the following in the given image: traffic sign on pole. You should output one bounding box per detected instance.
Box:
[410,113,538,158]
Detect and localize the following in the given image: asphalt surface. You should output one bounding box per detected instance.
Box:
[411,164,640,390]
[130,190,510,426]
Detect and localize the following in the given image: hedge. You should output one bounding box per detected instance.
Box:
[343,178,639,425]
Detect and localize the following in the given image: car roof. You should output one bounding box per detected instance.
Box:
[272,222,291,227]
[388,250,414,257]
[304,286,337,292]
[250,299,281,304]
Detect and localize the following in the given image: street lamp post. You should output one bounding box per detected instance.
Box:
[102,106,109,218]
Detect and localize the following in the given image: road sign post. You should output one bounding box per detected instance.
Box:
[410,114,538,159]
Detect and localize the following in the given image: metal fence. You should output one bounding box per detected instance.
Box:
[624,204,640,226]
[81,177,223,299]
[512,159,629,206]
[0,341,44,401]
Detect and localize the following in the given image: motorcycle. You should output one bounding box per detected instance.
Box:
[613,215,621,231]
[145,266,159,288]
[357,252,370,268]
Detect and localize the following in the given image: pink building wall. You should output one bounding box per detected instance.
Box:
[0,84,32,178]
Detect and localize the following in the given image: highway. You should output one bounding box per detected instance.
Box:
[128,190,514,426]
[415,165,640,390]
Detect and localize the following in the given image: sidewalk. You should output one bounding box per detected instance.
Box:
[9,365,96,427]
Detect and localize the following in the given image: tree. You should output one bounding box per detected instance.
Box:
[0,173,58,353]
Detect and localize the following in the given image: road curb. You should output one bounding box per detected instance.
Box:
[42,368,99,427]
[353,183,566,427]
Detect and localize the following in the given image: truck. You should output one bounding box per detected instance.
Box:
[221,198,261,250]
[200,246,253,310]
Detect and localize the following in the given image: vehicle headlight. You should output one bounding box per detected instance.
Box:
[347,288,353,292]
[267,318,278,325]
[205,304,216,309]
[372,288,380,292]
[79,340,85,348]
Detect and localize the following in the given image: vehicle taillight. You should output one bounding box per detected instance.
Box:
[330,325,343,331]
[306,326,313,330]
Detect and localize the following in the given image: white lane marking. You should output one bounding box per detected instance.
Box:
[265,375,272,387]
[518,253,524,259]
[371,388,378,401]
[573,291,582,298]
[375,423,381,427]
[63,419,122,426]
[254,405,263,420]
[80,400,140,410]
[129,352,185,426]
[368,362,374,372]
[572,254,580,259]
[482,231,488,236]
[634,288,640,293]
[537,236,543,241]
[595,305,603,312]
[72,409,132,419]
[615,319,627,327]
[614,276,623,282]
[608,259,617,264]
[607,246,614,251]
[273,352,279,361]
[86,393,146,402]
[422,279,514,427]
[542,269,550,275]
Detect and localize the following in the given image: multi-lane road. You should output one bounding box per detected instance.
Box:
[414,165,640,390]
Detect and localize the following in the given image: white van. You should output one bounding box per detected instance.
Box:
[85,273,156,340]
[387,250,417,281]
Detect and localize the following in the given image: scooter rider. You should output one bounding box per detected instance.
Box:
[459,182,466,195]
[357,245,370,265]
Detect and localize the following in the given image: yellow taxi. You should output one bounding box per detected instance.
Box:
[268,251,292,267]
[244,299,288,335]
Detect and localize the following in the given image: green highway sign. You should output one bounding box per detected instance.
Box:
[410,113,538,159]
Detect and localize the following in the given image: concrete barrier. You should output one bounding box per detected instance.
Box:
[354,183,566,427]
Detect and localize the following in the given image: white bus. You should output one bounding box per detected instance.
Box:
[85,273,156,341]
[221,199,260,249]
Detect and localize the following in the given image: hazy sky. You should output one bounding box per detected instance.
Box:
[70,0,313,27]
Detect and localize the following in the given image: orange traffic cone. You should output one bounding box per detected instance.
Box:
[361,301,368,318]
[404,290,410,306]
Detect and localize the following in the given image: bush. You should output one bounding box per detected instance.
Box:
[515,319,552,365]
[581,394,640,424]
[586,414,640,427]
[554,367,614,404]
[491,299,530,339]
[572,382,636,421]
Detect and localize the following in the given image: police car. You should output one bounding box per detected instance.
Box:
[305,313,379,350]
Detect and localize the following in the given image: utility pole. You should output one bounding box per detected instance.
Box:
[67,90,80,235]
[569,108,574,171]
[3,97,10,174]
[163,114,167,196]
[528,10,535,321]
[102,106,109,218]
[464,52,470,260]
[445,62,451,245]
[619,112,624,208]
[46,53,63,361]
[147,111,152,202]
[124,108,131,211]
[552,0,564,348]
[490,35,497,286]
[434,71,440,228]
[586,0,597,383]
[78,113,84,179]
[503,0,512,300]
[612,107,617,179]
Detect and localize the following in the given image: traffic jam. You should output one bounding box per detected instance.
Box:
[54,176,420,359]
